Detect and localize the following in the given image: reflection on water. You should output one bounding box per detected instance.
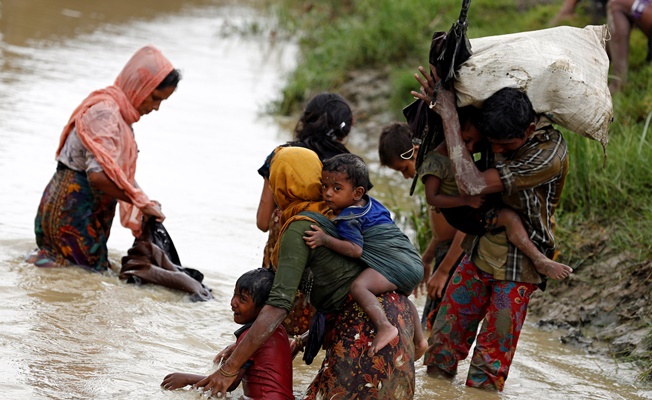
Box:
[0,1,651,399]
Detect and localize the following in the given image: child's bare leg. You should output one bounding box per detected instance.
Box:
[407,299,428,360]
[497,208,573,280]
[350,268,399,356]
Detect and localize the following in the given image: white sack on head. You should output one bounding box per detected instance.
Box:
[454,25,612,152]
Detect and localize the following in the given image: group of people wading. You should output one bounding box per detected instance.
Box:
[30,43,573,399]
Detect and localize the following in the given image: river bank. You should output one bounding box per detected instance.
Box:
[335,66,652,380]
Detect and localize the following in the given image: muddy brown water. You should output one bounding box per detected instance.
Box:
[0,1,650,399]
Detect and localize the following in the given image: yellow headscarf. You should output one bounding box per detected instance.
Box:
[269,147,333,266]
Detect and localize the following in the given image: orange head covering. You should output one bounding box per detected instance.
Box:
[55,45,175,237]
[268,147,333,266]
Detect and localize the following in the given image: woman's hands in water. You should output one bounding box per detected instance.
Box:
[193,368,237,398]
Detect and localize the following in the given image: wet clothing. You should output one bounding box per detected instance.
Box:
[32,163,116,271]
[334,196,423,295]
[418,150,501,236]
[464,126,568,285]
[335,195,393,248]
[235,323,294,400]
[56,129,103,173]
[267,219,362,314]
[306,293,416,400]
[32,45,175,270]
[258,145,334,335]
[424,256,537,391]
[424,125,568,390]
[267,147,416,399]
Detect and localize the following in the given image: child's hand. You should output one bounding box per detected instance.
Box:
[463,194,485,209]
[427,269,450,299]
[161,372,193,390]
[213,343,235,364]
[303,225,328,248]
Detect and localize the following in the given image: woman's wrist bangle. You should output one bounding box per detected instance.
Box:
[218,366,239,378]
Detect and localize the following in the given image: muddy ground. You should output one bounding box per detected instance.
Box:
[337,68,652,370]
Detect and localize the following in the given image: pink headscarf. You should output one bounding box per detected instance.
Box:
[55,45,174,237]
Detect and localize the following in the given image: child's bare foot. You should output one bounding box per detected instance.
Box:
[535,258,573,280]
[414,337,428,361]
[368,323,399,356]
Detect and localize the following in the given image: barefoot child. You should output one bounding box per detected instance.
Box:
[419,106,573,281]
[161,268,294,400]
[303,153,427,358]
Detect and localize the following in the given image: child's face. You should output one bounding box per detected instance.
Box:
[461,123,484,154]
[231,285,261,325]
[387,158,416,180]
[321,170,363,213]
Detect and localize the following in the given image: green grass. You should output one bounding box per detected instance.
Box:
[266,0,652,379]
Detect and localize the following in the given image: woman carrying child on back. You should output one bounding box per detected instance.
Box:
[256,93,354,337]
[303,153,427,358]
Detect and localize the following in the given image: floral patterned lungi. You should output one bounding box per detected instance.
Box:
[423,255,538,391]
[305,292,416,399]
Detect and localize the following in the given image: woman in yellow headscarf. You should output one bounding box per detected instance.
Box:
[194,147,417,399]
[30,45,181,272]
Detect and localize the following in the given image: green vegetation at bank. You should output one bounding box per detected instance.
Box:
[267,0,652,380]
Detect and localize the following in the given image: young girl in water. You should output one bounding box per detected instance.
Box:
[161,268,293,399]
[303,153,428,358]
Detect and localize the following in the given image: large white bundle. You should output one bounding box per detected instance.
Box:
[454,25,612,150]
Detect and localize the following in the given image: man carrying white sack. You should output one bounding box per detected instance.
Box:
[409,25,611,391]
[412,66,569,391]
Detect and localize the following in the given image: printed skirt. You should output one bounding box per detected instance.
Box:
[305,292,416,399]
[31,164,116,271]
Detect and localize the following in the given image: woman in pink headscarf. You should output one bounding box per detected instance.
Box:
[30,45,181,272]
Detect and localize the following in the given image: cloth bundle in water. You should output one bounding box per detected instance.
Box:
[454,25,612,153]
[119,219,213,302]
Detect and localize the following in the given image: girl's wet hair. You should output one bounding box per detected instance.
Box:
[291,92,353,160]
[157,68,182,90]
[322,153,373,193]
[378,123,413,165]
[235,268,275,308]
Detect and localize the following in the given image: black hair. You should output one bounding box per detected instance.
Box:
[378,122,413,166]
[290,92,353,161]
[322,153,373,193]
[156,68,182,90]
[481,88,535,140]
[235,268,275,308]
[457,105,483,131]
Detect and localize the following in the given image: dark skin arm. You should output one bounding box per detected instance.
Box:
[161,369,245,392]
[256,180,276,232]
[88,170,165,221]
[411,65,504,196]
[427,229,466,299]
[423,175,484,209]
[303,225,363,258]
